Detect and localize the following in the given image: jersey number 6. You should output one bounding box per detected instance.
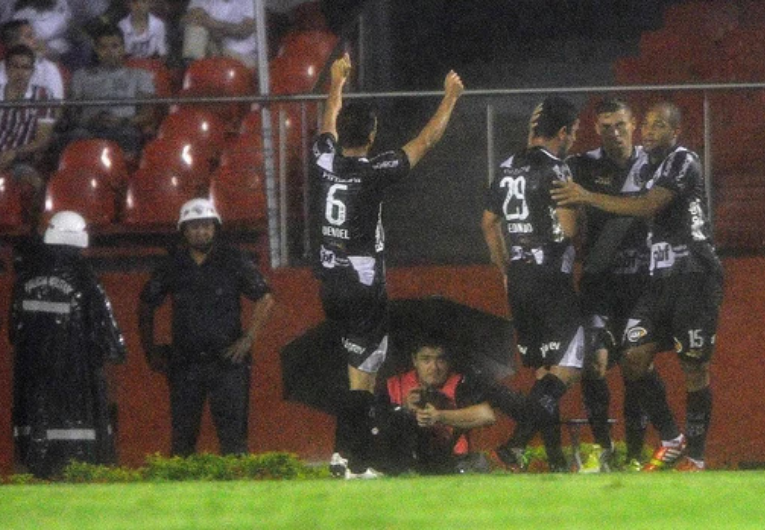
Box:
[325,183,347,226]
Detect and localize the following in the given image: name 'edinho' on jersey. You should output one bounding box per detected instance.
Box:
[485,146,575,272]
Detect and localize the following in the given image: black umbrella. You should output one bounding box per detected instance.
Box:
[280,296,515,415]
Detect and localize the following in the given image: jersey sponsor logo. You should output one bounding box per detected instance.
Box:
[626,326,648,343]
[674,337,683,354]
[320,247,337,268]
[650,242,675,271]
[372,159,400,170]
[688,199,707,241]
[540,341,561,358]
[322,225,349,239]
[613,249,644,275]
[342,337,366,356]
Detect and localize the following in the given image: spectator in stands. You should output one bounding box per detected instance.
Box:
[0,44,56,203]
[181,0,257,67]
[370,338,496,476]
[0,19,65,100]
[1,3,14,26]
[12,0,73,62]
[62,23,155,161]
[118,0,168,59]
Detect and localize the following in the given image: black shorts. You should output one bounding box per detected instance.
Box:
[580,272,648,365]
[507,263,584,369]
[319,263,388,373]
[623,271,724,364]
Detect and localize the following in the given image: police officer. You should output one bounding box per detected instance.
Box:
[139,198,275,456]
[10,211,127,478]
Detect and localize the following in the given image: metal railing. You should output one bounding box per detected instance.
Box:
[4,80,764,266]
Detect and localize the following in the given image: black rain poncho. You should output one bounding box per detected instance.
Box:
[9,244,126,478]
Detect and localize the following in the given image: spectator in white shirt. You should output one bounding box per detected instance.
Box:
[0,19,65,100]
[118,0,168,59]
[181,0,257,67]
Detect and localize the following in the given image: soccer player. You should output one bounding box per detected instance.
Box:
[552,101,723,472]
[566,97,654,471]
[312,53,463,479]
[482,96,584,472]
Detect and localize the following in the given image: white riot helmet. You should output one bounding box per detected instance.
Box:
[177,198,221,229]
[44,211,89,248]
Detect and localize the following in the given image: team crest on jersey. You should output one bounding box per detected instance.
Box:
[674,338,683,354]
[626,326,648,343]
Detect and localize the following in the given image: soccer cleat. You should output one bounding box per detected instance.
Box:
[642,435,687,472]
[674,457,705,472]
[578,444,602,474]
[624,458,643,472]
[487,447,527,473]
[345,467,382,480]
[329,452,348,478]
[598,445,616,473]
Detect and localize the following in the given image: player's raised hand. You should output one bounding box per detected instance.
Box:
[444,70,464,99]
[331,52,351,84]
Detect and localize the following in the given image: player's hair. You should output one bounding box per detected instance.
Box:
[337,102,377,149]
[649,101,682,129]
[595,97,633,117]
[91,23,125,45]
[4,44,36,66]
[529,96,579,138]
[0,19,30,46]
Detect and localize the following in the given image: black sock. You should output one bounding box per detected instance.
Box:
[488,384,530,423]
[633,370,680,441]
[686,386,712,461]
[532,374,568,471]
[334,390,375,472]
[582,377,612,448]
[623,378,648,460]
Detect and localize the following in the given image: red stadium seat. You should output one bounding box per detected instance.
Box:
[58,139,130,190]
[138,136,213,193]
[44,167,118,227]
[209,134,266,225]
[0,173,25,228]
[122,167,200,227]
[179,57,255,128]
[158,107,227,160]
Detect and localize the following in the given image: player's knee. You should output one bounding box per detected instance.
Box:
[620,348,650,381]
[680,360,710,392]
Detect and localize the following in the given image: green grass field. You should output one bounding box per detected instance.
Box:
[2,472,765,529]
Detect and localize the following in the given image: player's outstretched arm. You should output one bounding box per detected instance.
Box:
[402,70,464,168]
[320,52,351,139]
[551,179,674,218]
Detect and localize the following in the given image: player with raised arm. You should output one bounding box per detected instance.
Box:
[312,53,464,479]
[552,101,723,471]
[482,97,584,472]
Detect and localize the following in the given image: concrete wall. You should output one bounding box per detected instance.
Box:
[1,257,763,473]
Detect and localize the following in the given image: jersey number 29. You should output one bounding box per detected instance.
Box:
[501,176,529,221]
